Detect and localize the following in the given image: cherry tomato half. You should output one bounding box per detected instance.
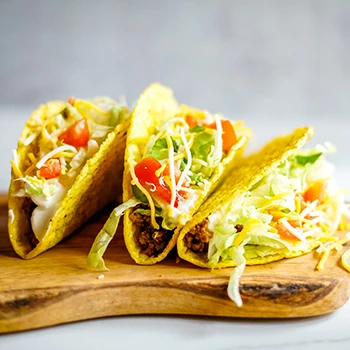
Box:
[303,181,328,203]
[38,159,61,179]
[58,119,90,148]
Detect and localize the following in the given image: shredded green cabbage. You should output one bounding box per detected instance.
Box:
[207,145,342,306]
[87,198,141,271]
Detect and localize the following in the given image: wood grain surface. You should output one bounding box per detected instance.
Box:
[0,193,349,333]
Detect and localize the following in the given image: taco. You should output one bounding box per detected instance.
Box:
[177,127,348,306]
[8,97,130,259]
[87,83,251,269]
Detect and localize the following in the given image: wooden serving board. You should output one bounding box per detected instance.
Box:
[0,194,349,333]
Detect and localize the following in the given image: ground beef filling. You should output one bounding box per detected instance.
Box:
[184,220,244,254]
[130,211,174,257]
[183,219,212,253]
[22,198,39,251]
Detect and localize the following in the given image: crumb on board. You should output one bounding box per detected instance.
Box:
[175,256,181,264]
[97,274,105,279]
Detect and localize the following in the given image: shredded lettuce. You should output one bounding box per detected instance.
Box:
[189,172,205,185]
[149,138,168,160]
[206,145,342,306]
[23,177,56,198]
[227,240,247,307]
[132,185,148,203]
[149,137,179,160]
[191,131,215,161]
[190,125,206,133]
[87,198,141,271]
[294,152,322,166]
[109,105,123,126]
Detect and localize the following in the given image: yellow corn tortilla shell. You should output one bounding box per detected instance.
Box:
[177,126,316,268]
[8,101,130,259]
[123,83,251,265]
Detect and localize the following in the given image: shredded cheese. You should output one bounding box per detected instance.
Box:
[269,210,317,228]
[300,199,319,218]
[24,164,36,176]
[319,222,331,233]
[177,127,192,191]
[11,150,23,178]
[155,161,169,177]
[13,149,19,164]
[212,114,223,162]
[154,152,190,177]
[316,234,350,271]
[22,131,40,146]
[129,164,159,229]
[74,100,110,118]
[41,123,54,142]
[339,220,349,231]
[11,161,23,178]
[165,136,177,210]
[54,151,76,158]
[341,248,350,272]
[295,196,301,214]
[28,153,37,164]
[318,236,339,243]
[36,145,77,169]
[279,218,307,243]
[234,218,262,246]
[316,249,330,271]
[263,192,293,207]
[178,186,201,194]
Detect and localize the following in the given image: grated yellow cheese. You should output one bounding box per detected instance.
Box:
[165,135,177,210]
[129,164,159,229]
[177,127,192,191]
[316,249,330,271]
[269,210,317,228]
[28,153,37,164]
[341,248,350,272]
[295,196,301,214]
[155,161,168,177]
[234,218,262,246]
[24,164,37,176]
[318,236,338,243]
[264,192,293,207]
[74,100,110,119]
[316,234,350,271]
[11,160,23,178]
[54,152,76,158]
[319,222,331,233]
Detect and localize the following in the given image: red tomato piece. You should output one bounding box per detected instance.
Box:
[134,157,162,187]
[185,115,203,128]
[38,159,61,179]
[58,119,90,148]
[134,157,178,207]
[208,120,237,153]
[275,223,301,242]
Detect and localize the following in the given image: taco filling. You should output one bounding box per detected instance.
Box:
[128,106,247,256]
[182,142,349,306]
[11,97,129,246]
[87,90,250,270]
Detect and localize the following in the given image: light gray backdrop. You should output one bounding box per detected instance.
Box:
[1,0,350,115]
[0,0,349,189]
